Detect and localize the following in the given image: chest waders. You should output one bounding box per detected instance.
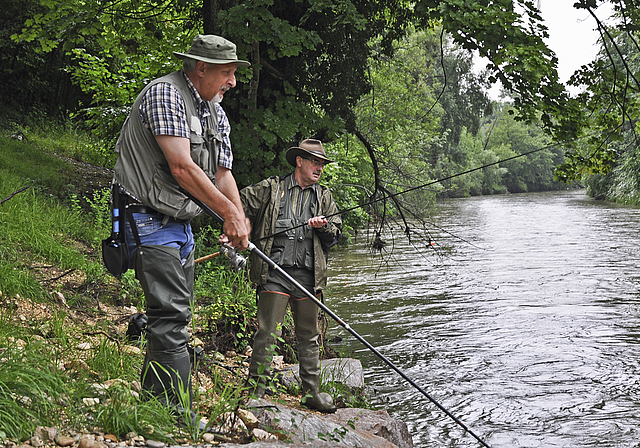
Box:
[248,184,336,413]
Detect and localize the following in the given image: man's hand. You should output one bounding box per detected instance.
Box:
[219,217,251,251]
[308,216,328,228]
[221,212,250,251]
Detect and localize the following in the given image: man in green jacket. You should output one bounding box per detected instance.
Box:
[240,139,342,413]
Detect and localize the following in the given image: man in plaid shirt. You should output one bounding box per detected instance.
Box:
[112,34,250,429]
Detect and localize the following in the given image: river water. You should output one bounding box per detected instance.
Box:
[325,189,640,448]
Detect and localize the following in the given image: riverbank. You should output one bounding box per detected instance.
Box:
[1,294,413,448]
[0,133,413,447]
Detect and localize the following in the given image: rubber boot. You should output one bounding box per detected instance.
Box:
[141,351,192,410]
[291,297,336,413]
[248,291,290,398]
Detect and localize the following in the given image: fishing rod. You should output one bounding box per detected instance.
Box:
[181,189,492,448]
[260,142,557,241]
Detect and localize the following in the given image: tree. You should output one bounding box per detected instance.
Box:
[555,0,640,183]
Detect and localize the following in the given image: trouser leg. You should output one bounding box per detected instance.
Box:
[135,245,194,409]
[290,295,336,413]
[248,291,290,397]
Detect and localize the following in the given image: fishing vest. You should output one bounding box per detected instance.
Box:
[270,177,316,270]
[113,71,220,220]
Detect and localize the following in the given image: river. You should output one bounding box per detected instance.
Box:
[325,189,640,448]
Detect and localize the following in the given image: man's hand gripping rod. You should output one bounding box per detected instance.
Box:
[183,189,491,448]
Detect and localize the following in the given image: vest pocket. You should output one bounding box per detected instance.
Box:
[152,168,199,219]
[190,133,210,173]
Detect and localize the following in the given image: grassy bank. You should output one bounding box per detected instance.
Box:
[0,122,363,445]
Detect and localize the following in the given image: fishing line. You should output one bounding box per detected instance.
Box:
[259,141,557,242]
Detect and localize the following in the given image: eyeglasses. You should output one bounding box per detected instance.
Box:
[302,157,327,168]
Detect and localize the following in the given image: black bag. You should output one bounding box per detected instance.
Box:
[126,312,148,341]
[102,183,137,277]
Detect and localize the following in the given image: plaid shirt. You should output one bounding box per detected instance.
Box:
[213,102,233,169]
[139,71,233,170]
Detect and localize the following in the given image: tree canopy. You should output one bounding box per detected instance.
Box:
[4,0,640,212]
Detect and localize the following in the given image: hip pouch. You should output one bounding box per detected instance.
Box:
[102,182,140,277]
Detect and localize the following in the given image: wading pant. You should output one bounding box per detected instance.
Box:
[249,277,336,412]
[134,244,195,409]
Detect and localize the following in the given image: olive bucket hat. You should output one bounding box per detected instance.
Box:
[174,35,251,67]
[286,139,334,167]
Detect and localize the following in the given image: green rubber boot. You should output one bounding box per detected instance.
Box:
[291,297,336,413]
[248,291,289,398]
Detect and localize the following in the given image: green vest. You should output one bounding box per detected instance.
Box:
[113,71,220,220]
[271,177,316,270]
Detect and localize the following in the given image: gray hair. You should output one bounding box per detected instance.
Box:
[182,58,198,72]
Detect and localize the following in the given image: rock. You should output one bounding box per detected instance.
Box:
[78,435,103,448]
[201,433,216,443]
[104,379,127,388]
[280,358,365,391]
[56,291,67,307]
[92,383,109,395]
[30,435,44,447]
[56,435,76,446]
[34,426,57,442]
[145,440,164,448]
[82,397,100,406]
[103,435,118,443]
[331,408,413,448]
[237,408,259,430]
[271,355,285,371]
[231,398,413,448]
[77,342,92,350]
[122,345,141,355]
[130,435,145,444]
[251,428,277,441]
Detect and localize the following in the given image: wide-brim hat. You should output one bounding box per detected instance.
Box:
[174,34,251,68]
[286,139,334,167]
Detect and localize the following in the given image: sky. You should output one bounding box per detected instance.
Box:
[479,1,614,98]
[539,0,612,84]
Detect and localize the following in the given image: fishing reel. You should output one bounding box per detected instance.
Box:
[219,243,247,271]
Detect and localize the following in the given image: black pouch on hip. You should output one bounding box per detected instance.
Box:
[102,183,135,277]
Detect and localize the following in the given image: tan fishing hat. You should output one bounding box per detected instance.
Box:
[286,139,334,167]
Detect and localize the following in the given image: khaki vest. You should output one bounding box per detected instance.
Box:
[113,71,220,220]
[271,178,316,270]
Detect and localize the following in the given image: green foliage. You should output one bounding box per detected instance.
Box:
[321,138,373,234]
[193,225,257,351]
[93,388,175,441]
[482,106,565,193]
[0,308,178,443]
